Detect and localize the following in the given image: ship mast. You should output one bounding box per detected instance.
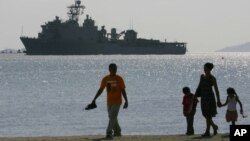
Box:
[67,0,85,21]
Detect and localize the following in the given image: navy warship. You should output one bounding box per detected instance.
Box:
[20,0,186,55]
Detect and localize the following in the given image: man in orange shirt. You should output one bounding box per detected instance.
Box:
[90,63,128,139]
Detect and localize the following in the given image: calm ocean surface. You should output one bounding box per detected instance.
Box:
[0,53,249,137]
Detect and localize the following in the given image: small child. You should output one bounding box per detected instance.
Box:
[182,87,199,135]
[221,87,244,125]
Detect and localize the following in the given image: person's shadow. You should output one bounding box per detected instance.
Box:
[192,135,213,140]
[191,134,230,140]
[92,138,105,141]
[90,137,112,141]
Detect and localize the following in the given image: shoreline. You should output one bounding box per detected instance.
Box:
[0,134,229,141]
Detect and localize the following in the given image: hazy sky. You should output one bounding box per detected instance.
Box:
[0,0,249,52]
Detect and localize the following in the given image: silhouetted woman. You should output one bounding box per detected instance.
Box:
[195,62,221,137]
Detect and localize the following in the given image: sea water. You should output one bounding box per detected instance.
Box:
[0,53,249,137]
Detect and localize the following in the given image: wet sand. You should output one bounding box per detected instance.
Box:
[0,134,229,141]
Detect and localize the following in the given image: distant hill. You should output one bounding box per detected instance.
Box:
[218,42,250,52]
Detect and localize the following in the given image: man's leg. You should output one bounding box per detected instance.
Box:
[106,104,121,136]
[113,118,121,136]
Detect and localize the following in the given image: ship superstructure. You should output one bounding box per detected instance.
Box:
[20,0,186,55]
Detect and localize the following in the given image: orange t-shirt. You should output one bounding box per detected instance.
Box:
[100,74,126,105]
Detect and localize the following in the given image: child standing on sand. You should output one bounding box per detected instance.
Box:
[221,87,244,125]
[182,87,199,135]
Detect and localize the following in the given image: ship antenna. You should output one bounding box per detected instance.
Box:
[67,0,85,21]
[132,17,134,30]
[21,25,24,36]
[129,17,134,30]
[129,17,132,30]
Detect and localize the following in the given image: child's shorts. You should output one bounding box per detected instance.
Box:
[226,110,238,122]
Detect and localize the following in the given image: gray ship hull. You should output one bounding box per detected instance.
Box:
[20,0,187,55]
[20,37,186,55]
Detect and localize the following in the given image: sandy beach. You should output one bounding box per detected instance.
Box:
[0,134,229,141]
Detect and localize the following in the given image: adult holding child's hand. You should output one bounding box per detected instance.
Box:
[194,62,221,137]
